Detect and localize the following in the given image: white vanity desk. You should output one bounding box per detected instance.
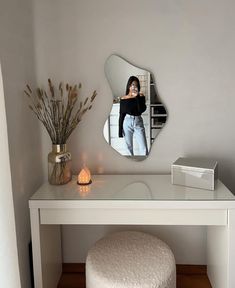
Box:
[29,174,235,288]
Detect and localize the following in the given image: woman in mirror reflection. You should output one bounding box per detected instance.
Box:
[119,76,148,156]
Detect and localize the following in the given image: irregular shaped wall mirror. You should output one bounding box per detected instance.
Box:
[104,55,167,161]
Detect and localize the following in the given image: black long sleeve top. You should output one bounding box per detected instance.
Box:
[118,95,146,137]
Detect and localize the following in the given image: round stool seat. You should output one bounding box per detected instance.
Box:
[86,231,176,288]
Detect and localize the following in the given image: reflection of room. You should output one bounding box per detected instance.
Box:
[104,55,167,158]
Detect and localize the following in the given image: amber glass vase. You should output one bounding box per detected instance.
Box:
[48,144,72,185]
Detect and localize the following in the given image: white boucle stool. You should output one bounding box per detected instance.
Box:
[86,231,176,288]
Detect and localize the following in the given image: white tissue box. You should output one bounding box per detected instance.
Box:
[171,157,218,190]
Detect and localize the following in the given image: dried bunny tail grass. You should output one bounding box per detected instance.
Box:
[91,90,97,102]
[24,79,97,144]
[48,78,55,98]
[37,88,43,100]
[83,97,88,105]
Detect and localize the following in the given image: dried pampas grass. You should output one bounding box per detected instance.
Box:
[24,79,97,144]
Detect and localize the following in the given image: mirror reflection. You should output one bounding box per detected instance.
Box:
[113,182,152,199]
[104,55,167,161]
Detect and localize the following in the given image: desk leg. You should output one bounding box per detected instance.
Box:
[30,208,62,288]
[207,210,235,288]
[207,225,228,288]
[227,209,235,288]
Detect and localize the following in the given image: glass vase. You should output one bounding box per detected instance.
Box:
[48,144,72,185]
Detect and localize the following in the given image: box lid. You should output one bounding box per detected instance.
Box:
[172,157,217,174]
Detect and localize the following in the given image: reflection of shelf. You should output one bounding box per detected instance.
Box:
[151,114,167,117]
[149,77,167,142]
[150,102,167,141]
[151,122,165,128]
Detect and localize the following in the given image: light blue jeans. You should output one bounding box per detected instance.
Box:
[123,115,148,156]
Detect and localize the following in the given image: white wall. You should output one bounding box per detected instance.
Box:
[0,0,44,287]
[33,0,235,264]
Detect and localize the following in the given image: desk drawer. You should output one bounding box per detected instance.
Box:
[40,208,227,226]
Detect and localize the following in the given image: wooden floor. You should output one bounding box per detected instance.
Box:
[58,264,212,288]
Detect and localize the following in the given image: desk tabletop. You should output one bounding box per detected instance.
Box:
[30,174,235,203]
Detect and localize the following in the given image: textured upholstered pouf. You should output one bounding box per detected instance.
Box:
[86,231,176,288]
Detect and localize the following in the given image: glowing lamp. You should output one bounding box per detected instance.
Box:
[77,167,92,185]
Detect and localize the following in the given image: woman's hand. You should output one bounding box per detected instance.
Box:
[131,90,138,97]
